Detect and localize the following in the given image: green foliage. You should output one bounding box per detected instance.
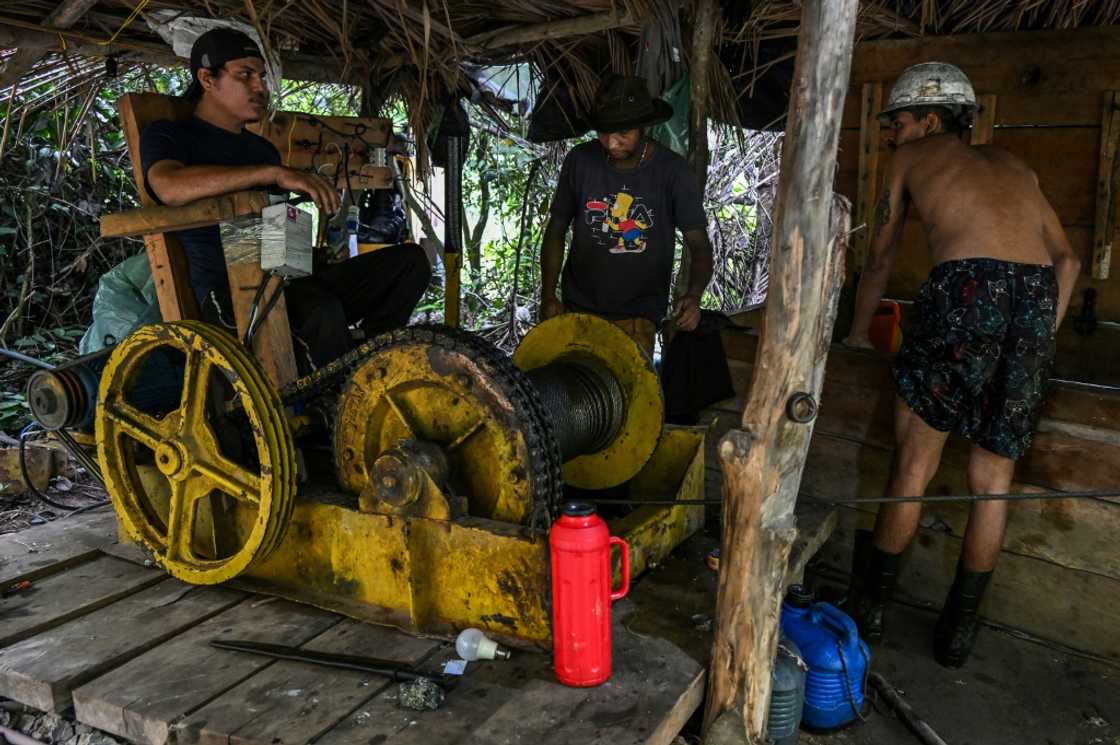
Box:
[0,391,29,436]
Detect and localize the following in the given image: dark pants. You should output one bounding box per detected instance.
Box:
[285,243,431,368]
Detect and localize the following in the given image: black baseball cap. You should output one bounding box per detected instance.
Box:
[184,28,265,100]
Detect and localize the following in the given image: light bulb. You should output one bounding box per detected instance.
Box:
[455,628,510,661]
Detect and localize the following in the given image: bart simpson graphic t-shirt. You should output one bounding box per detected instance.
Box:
[549,139,707,323]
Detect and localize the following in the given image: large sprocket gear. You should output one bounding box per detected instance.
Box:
[332,325,562,528]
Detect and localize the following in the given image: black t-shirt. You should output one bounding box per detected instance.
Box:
[139,117,281,303]
[549,140,707,323]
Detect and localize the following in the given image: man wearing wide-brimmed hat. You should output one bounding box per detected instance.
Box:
[539,75,713,356]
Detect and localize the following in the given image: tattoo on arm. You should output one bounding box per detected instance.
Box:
[873,189,891,236]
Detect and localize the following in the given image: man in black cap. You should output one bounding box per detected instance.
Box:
[540,75,713,355]
[140,28,430,368]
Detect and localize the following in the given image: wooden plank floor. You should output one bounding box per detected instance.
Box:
[0,507,118,586]
[0,512,709,745]
[0,581,244,712]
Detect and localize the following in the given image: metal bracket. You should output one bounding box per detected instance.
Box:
[785,392,818,423]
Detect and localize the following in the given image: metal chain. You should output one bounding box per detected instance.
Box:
[283,324,564,525]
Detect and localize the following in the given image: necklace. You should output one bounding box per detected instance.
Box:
[607,139,649,169]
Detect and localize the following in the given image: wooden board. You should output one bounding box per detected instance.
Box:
[837,127,1100,228]
[720,329,1120,430]
[0,508,118,586]
[854,82,882,269]
[0,502,711,745]
[817,508,1120,660]
[0,555,163,648]
[717,332,1120,583]
[842,88,1106,129]
[1093,90,1120,280]
[970,94,998,146]
[117,94,194,210]
[0,581,244,712]
[117,93,199,322]
[101,192,271,239]
[801,433,1120,580]
[250,112,390,166]
[72,598,339,745]
[848,27,1120,94]
[313,621,704,745]
[175,620,440,745]
[249,112,392,191]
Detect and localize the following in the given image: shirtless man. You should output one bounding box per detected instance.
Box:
[842,63,1081,667]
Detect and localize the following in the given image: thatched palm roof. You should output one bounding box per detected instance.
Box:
[2,0,1120,141]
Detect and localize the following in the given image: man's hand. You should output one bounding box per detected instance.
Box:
[843,334,875,350]
[274,167,339,216]
[672,293,701,332]
[540,295,565,321]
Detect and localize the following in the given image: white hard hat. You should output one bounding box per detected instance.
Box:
[878,62,978,127]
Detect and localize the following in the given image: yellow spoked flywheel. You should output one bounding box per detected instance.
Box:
[96,321,296,585]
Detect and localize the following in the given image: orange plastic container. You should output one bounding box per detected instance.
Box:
[869,301,903,353]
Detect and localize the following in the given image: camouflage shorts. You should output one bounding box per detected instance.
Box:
[893,258,1058,460]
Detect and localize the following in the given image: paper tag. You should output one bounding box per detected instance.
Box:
[442,659,468,676]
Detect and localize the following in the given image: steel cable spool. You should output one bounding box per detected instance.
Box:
[524,359,625,459]
[514,313,664,490]
[96,321,297,585]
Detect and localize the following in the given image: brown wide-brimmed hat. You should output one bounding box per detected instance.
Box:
[589,75,674,133]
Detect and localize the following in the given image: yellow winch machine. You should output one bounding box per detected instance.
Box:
[26,313,704,645]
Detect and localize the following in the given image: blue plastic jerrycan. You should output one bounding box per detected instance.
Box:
[779,585,869,731]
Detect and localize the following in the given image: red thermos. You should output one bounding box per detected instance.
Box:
[549,502,630,687]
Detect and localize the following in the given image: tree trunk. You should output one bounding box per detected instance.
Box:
[702,1,859,742]
[674,0,720,328]
[686,0,719,189]
[465,133,492,287]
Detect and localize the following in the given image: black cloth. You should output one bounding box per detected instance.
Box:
[285,244,431,368]
[549,140,706,323]
[139,117,282,304]
[660,311,735,425]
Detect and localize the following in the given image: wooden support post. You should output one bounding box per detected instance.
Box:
[1093,91,1120,280]
[702,1,858,743]
[854,82,882,271]
[970,94,998,146]
[687,0,719,188]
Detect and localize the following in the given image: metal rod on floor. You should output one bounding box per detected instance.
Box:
[209,639,443,684]
[868,672,950,745]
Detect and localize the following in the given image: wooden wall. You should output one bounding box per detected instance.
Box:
[713,327,1120,659]
[834,27,1120,384]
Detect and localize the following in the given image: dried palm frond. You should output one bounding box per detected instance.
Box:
[2,0,1119,174]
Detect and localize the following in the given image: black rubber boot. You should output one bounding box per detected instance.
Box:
[843,529,901,643]
[933,563,993,668]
